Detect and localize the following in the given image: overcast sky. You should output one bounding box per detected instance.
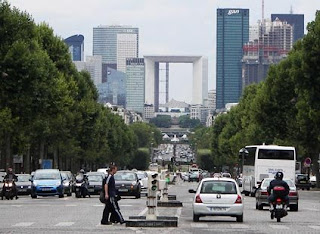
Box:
[9,0,320,103]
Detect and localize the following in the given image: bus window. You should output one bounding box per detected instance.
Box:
[258,149,294,160]
[244,147,256,166]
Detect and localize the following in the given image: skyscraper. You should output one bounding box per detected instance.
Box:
[74,56,102,86]
[216,9,249,109]
[126,58,145,114]
[64,35,84,61]
[93,25,139,67]
[271,14,304,42]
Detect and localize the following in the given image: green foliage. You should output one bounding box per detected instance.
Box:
[128,148,149,170]
[149,115,171,128]
[196,149,214,171]
[179,115,201,129]
[129,122,162,148]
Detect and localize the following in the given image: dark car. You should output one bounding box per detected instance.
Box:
[255,178,298,211]
[295,174,311,190]
[114,171,141,199]
[86,172,104,195]
[61,171,73,196]
[16,174,31,195]
[0,172,6,194]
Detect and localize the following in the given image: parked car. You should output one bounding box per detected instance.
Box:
[60,171,73,196]
[255,178,298,211]
[189,178,243,222]
[16,174,31,195]
[135,171,148,190]
[97,168,109,175]
[295,174,311,190]
[114,171,141,198]
[310,176,316,188]
[189,171,201,182]
[86,172,104,195]
[30,169,65,198]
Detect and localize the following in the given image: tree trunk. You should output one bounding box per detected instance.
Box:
[39,140,45,168]
[53,147,58,169]
[24,147,31,174]
[5,133,11,170]
[310,149,320,188]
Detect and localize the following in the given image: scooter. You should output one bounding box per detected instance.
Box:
[3,179,16,200]
[270,186,288,222]
[74,175,90,198]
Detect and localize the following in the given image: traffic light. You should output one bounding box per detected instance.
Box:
[151,173,159,191]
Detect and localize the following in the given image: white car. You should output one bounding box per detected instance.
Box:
[189,178,244,222]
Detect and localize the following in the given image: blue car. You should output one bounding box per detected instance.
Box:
[31,169,65,198]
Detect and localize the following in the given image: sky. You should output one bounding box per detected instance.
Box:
[8,0,320,103]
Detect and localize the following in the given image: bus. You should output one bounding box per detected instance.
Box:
[242,145,296,196]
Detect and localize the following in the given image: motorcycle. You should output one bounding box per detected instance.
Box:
[74,175,90,198]
[271,186,288,222]
[3,179,15,200]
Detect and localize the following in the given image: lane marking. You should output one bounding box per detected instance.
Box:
[13,222,34,227]
[230,224,249,229]
[138,207,148,216]
[175,207,182,218]
[309,226,320,230]
[65,204,77,207]
[190,223,208,228]
[55,222,74,227]
[93,204,104,207]
[11,205,22,207]
[269,225,289,230]
[121,205,133,207]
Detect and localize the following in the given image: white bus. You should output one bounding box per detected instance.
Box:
[242,145,296,196]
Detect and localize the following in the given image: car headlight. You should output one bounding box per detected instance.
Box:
[132,181,137,186]
[63,181,69,186]
[56,181,61,186]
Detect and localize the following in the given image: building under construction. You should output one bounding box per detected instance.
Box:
[242,18,293,88]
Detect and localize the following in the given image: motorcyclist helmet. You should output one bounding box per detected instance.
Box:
[275,171,284,180]
[7,167,13,174]
[80,169,85,174]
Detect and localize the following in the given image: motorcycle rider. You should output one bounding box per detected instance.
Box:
[76,169,90,198]
[1,167,18,200]
[267,171,290,219]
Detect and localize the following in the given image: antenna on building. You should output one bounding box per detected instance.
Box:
[290,5,293,14]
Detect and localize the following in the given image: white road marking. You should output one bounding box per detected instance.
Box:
[121,205,133,207]
[269,225,289,230]
[93,204,104,207]
[11,205,22,207]
[190,223,208,228]
[175,207,182,218]
[138,207,148,216]
[230,224,249,229]
[305,208,319,211]
[13,222,34,227]
[55,222,74,227]
[309,226,320,230]
[65,204,77,207]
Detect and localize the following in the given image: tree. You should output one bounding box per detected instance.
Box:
[150,115,171,128]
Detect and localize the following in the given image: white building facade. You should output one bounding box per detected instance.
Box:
[117,33,138,72]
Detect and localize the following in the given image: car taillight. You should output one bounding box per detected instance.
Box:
[289,192,297,196]
[195,194,202,203]
[261,191,268,196]
[276,198,282,202]
[235,195,242,204]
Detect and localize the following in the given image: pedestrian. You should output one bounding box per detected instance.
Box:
[101,164,125,225]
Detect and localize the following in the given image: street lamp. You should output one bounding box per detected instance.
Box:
[238,148,248,176]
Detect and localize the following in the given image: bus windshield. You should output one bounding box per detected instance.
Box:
[258,149,294,160]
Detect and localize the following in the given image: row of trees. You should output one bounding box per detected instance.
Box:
[195,12,320,187]
[0,3,158,173]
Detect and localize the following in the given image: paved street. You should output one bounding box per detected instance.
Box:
[1,179,320,233]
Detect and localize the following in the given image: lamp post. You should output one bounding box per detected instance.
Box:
[238,148,248,176]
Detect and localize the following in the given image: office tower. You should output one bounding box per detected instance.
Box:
[97,67,126,106]
[216,9,249,109]
[74,56,102,86]
[64,35,84,61]
[93,25,139,67]
[242,18,293,88]
[126,58,145,113]
[207,89,216,111]
[271,14,304,42]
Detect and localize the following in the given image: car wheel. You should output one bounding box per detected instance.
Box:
[290,204,298,211]
[31,194,37,199]
[258,204,263,210]
[193,213,200,222]
[59,194,64,198]
[307,187,310,191]
[236,214,243,222]
[67,192,72,196]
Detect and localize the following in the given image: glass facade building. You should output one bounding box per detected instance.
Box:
[93,25,139,64]
[97,68,126,106]
[271,14,304,43]
[126,58,145,114]
[64,35,84,61]
[216,9,249,109]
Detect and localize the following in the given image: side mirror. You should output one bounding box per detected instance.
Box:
[29,178,33,182]
[188,189,196,193]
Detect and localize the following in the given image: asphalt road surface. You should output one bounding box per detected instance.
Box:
[1,179,320,233]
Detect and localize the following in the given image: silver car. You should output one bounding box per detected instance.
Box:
[189,178,244,222]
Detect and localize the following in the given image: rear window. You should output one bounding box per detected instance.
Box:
[87,175,103,182]
[200,181,237,194]
[34,173,60,180]
[258,149,294,160]
[114,172,136,181]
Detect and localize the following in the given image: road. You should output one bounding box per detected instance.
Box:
[1,180,320,233]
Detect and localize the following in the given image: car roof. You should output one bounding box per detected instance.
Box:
[201,178,236,183]
[86,172,104,175]
[35,169,59,173]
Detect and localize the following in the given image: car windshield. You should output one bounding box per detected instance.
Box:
[87,175,103,182]
[297,175,308,180]
[34,173,60,180]
[61,173,69,180]
[17,175,31,182]
[114,172,136,181]
[200,181,237,194]
[136,173,146,180]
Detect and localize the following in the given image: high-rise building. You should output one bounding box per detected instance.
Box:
[216,9,249,109]
[207,89,216,112]
[271,14,304,42]
[93,25,139,66]
[242,19,293,88]
[64,35,84,61]
[126,58,145,113]
[74,56,102,86]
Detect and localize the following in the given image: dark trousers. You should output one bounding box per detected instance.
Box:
[101,197,124,223]
[268,194,289,205]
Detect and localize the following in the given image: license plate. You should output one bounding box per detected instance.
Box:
[118,189,128,192]
[300,181,306,183]
[41,188,52,191]
[209,207,227,211]
[76,188,80,191]
[19,189,27,192]
[88,189,94,192]
[276,204,283,209]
